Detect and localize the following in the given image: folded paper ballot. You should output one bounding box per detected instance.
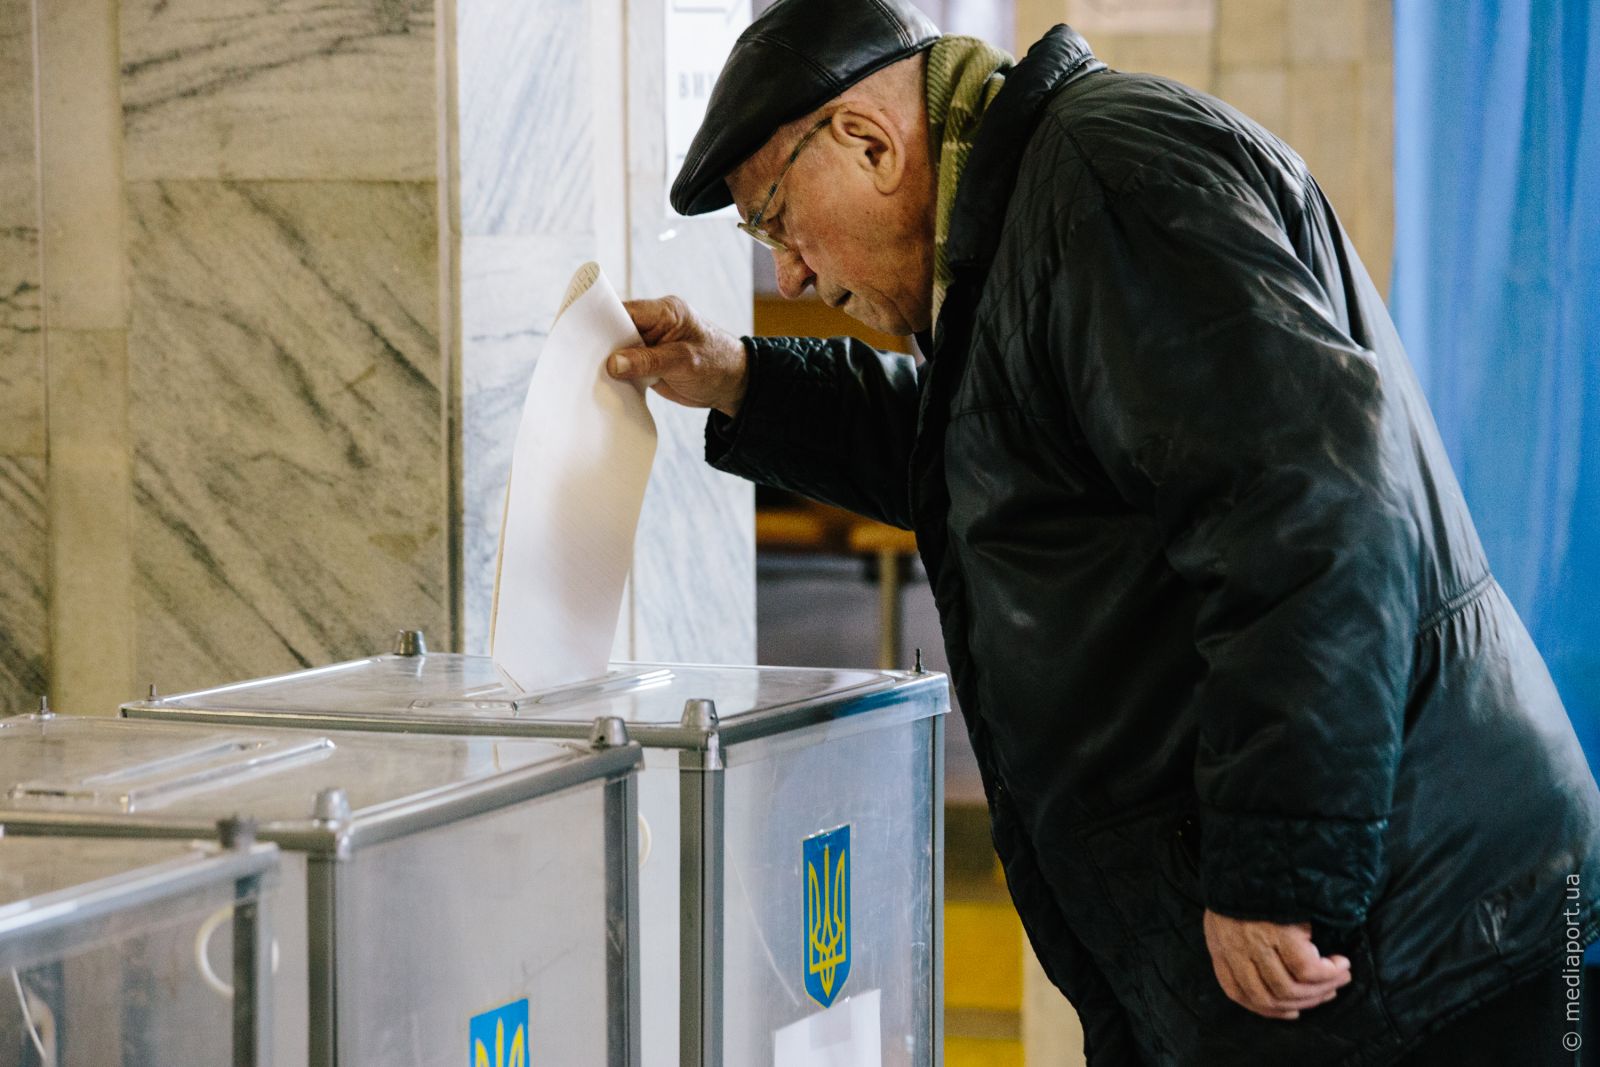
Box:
[489,263,657,693]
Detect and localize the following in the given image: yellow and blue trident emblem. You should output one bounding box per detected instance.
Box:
[469,997,528,1067]
[803,824,852,1007]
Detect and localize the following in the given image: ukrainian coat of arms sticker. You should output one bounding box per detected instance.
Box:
[469,996,529,1067]
[803,824,852,1008]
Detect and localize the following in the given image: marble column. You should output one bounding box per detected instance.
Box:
[35,0,138,715]
[624,0,755,664]
[455,0,619,654]
[455,0,755,664]
[0,0,47,711]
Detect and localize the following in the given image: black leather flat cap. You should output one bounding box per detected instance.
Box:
[670,0,941,217]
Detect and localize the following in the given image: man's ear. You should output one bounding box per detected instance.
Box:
[830,107,904,195]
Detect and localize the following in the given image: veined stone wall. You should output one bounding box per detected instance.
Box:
[0,0,754,713]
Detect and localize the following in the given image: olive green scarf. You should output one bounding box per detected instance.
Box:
[925,36,1014,323]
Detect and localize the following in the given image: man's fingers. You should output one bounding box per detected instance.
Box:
[1250,944,1349,1015]
[1275,928,1353,987]
[621,297,670,337]
[1204,911,1349,1020]
[1254,952,1345,1002]
[1231,956,1280,1012]
[1242,960,1325,1018]
[1254,953,1350,1010]
[1214,947,1316,1020]
[621,296,689,344]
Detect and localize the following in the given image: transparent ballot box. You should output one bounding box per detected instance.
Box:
[0,833,277,1067]
[0,712,642,1067]
[122,636,950,1067]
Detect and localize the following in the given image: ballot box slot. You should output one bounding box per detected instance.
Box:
[7,736,336,813]
[410,667,676,714]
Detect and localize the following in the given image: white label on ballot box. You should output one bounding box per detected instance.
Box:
[774,989,882,1067]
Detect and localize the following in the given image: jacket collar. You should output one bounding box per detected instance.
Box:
[943,25,1104,274]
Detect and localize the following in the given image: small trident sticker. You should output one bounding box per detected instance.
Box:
[803,825,851,1007]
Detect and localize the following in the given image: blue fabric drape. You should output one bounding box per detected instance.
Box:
[1392,2,1600,762]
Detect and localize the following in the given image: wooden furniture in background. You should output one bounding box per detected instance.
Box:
[752,295,920,669]
[847,519,919,670]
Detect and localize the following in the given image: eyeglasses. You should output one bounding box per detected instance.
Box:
[737,115,832,253]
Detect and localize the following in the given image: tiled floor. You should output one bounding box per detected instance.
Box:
[946,805,1027,1063]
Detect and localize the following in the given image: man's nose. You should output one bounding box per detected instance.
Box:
[774,249,815,299]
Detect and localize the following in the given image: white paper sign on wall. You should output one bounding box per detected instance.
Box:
[665,0,752,217]
[1065,0,1215,34]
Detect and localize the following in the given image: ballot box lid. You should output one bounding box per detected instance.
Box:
[122,651,949,748]
[0,835,277,969]
[0,714,640,852]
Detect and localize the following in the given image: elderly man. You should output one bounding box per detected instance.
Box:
[608,1,1600,1063]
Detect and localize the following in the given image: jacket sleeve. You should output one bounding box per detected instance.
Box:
[704,334,921,528]
[1046,179,1418,928]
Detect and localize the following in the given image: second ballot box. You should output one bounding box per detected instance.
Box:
[0,831,277,1067]
[0,710,642,1067]
[123,633,949,1067]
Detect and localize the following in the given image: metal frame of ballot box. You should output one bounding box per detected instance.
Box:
[0,711,644,1067]
[0,827,278,1067]
[121,631,950,1067]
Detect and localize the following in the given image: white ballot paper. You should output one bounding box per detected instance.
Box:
[490,263,657,693]
[773,990,883,1067]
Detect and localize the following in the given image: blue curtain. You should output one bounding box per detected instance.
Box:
[1391,2,1600,763]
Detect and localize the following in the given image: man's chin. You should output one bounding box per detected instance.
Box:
[846,300,921,338]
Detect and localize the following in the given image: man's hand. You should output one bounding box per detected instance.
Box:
[608,296,750,417]
[1202,909,1352,1020]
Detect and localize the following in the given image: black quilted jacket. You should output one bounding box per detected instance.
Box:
[707,26,1600,1065]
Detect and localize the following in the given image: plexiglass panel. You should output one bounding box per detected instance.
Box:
[635,751,681,1067]
[0,837,224,912]
[129,653,892,728]
[0,837,276,1067]
[336,781,615,1066]
[720,717,939,1067]
[0,717,635,1067]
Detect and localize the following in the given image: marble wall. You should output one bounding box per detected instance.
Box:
[5,0,754,711]
[125,180,447,688]
[118,0,449,694]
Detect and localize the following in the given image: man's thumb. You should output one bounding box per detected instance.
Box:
[609,345,656,379]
